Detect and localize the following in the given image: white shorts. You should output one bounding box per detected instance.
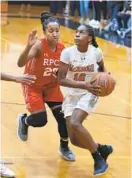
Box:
[62,92,99,118]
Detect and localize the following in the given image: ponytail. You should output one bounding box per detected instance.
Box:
[84,24,99,48]
[92,38,98,48]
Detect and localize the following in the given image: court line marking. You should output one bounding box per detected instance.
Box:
[1,101,131,119]
[92,112,131,119]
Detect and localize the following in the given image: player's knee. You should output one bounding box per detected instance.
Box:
[27,111,47,127]
[52,107,65,123]
[70,119,80,131]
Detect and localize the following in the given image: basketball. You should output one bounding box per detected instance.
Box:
[90,72,116,97]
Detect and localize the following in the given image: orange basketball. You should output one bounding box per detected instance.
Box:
[90,72,116,97]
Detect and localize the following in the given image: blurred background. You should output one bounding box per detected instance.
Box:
[1,0,132,48]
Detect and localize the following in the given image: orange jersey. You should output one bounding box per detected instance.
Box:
[24,38,65,89]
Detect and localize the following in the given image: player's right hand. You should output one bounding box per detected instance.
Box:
[85,80,101,96]
[27,30,38,47]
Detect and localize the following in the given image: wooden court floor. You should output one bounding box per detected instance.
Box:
[1,17,131,178]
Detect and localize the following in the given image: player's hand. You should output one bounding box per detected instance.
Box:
[85,79,101,96]
[15,74,36,85]
[27,30,38,47]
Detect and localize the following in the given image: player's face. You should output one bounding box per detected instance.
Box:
[45,22,60,43]
[74,25,92,46]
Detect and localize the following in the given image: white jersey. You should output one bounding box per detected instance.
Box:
[60,44,103,95]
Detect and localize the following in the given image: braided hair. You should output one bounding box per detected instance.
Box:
[40,12,60,31]
[84,24,98,48]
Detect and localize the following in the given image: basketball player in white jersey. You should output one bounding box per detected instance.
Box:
[58,24,113,176]
[1,73,35,177]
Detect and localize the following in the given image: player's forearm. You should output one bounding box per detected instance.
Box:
[1,73,16,82]
[17,45,31,67]
[58,78,87,90]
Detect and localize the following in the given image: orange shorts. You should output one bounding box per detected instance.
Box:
[22,84,63,113]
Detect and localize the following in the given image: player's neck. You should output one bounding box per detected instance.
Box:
[47,41,57,52]
[77,45,88,53]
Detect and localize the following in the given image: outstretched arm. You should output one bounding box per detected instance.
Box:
[1,73,36,85]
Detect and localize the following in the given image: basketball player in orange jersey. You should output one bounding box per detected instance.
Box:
[1,72,35,178]
[17,12,75,161]
[58,24,113,176]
